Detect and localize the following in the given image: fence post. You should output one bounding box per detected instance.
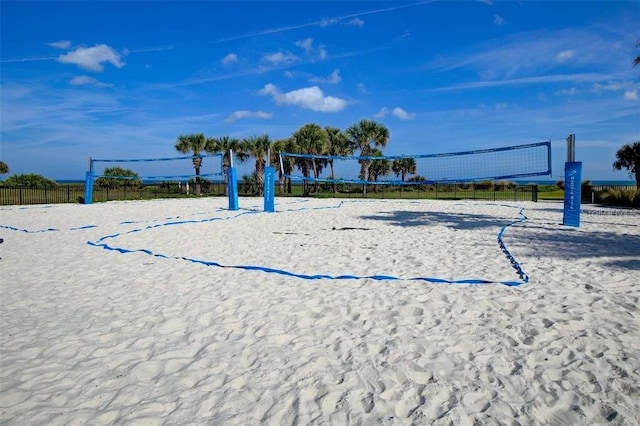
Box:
[532,185,538,202]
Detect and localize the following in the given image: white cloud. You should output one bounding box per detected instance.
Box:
[262,51,297,66]
[423,29,619,81]
[555,49,575,62]
[375,107,415,120]
[493,15,505,26]
[357,84,369,95]
[222,53,238,65]
[310,69,341,84]
[48,40,72,49]
[592,80,640,100]
[57,44,124,72]
[319,18,339,28]
[296,38,328,60]
[374,107,389,118]
[259,83,348,112]
[70,75,112,88]
[225,110,272,122]
[296,38,314,52]
[392,107,415,120]
[348,18,364,27]
[395,31,411,41]
[556,87,578,96]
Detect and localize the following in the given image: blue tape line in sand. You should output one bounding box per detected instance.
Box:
[0,224,60,233]
[0,224,97,233]
[86,201,529,287]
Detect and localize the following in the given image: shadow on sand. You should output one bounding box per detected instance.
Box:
[360,210,516,231]
[361,208,640,271]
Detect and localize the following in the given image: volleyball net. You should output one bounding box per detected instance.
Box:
[279,141,551,185]
[83,153,225,203]
[89,153,224,183]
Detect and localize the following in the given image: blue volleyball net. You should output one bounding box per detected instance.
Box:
[89,153,224,183]
[279,141,551,185]
[83,153,225,204]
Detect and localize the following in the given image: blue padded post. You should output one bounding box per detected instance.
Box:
[264,166,276,212]
[562,161,582,227]
[83,171,94,205]
[228,167,239,211]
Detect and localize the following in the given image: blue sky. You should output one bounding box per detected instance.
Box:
[1,0,639,181]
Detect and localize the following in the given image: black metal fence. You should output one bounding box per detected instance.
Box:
[0,182,541,206]
[0,183,227,206]
[274,182,540,202]
[581,185,639,203]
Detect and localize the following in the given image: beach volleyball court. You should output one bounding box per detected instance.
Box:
[1,198,639,424]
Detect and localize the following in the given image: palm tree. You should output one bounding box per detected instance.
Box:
[0,161,8,175]
[325,126,352,193]
[345,119,390,197]
[175,133,208,195]
[391,157,417,182]
[634,39,640,67]
[278,137,299,194]
[613,141,640,188]
[207,135,242,196]
[292,123,328,195]
[239,135,271,196]
[270,138,290,194]
[368,148,391,191]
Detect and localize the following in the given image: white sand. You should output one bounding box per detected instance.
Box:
[1,197,639,425]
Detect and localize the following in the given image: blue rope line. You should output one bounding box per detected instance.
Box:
[0,224,60,233]
[497,207,529,283]
[85,201,529,286]
[0,199,529,286]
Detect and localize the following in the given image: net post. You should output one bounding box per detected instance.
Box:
[264,166,276,212]
[227,149,239,210]
[83,158,94,204]
[264,144,275,212]
[562,134,581,227]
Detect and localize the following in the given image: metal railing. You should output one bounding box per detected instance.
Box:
[1,182,542,205]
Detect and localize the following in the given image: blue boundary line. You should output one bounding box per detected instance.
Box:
[0,200,529,286]
[83,200,530,286]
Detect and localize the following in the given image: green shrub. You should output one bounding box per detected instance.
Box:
[495,180,516,190]
[474,180,493,190]
[600,188,640,207]
[3,173,57,187]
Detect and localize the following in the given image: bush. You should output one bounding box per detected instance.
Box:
[600,188,640,207]
[95,167,141,188]
[3,173,57,187]
[474,180,493,190]
[495,180,516,190]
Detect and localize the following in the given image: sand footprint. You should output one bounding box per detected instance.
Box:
[460,389,496,414]
[358,365,386,394]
